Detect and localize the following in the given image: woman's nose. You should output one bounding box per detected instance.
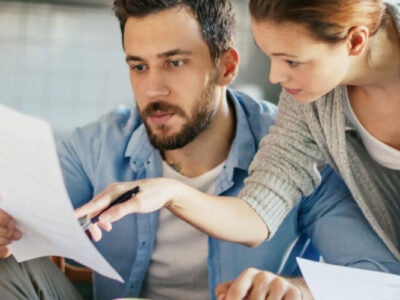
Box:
[268,60,289,85]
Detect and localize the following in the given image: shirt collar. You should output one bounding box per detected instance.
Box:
[124,121,158,171]
[224,89,259,172]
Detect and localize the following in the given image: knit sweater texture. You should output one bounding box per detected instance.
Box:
[239,1,400,260]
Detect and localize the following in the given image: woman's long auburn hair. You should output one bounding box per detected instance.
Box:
[249,0,389,44]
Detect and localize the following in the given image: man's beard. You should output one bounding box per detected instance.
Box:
[140,78,217,151]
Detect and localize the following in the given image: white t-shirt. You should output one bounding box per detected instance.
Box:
[344,95,400,170]
[140,160,225,300]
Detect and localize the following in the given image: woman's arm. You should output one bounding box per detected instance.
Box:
[75,178,269,246]
[239,90,325,237]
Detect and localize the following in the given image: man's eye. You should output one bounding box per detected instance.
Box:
[287,60,300,67]
[131,64,147,72]
[169,60,183,67]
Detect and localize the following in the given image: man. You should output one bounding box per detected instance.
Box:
[1,1,399,300]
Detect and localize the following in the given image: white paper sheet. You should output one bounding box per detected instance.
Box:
[297,258,400,300]
[0,103,123,283]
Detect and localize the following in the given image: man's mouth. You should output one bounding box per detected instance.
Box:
[148,111,175,125]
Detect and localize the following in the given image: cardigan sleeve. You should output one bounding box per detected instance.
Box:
[239,90,326,237]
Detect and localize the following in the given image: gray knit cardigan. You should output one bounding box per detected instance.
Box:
[240,2,400,260]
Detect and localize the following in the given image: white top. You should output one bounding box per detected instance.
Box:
[344,94,400,170]
[140,160,224,300]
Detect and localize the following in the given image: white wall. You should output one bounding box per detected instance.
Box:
[0,1,131,139]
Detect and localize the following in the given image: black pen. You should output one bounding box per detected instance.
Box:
[80,186,140,231]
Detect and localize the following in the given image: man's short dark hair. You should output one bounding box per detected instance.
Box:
[113,0,236,63]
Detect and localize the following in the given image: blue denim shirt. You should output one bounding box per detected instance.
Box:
[58,90,400,300]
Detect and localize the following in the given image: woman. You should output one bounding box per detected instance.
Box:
[240,0,400,257]
[208,1,400,297]
[77,0,400,262]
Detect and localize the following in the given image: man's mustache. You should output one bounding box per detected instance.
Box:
[142,101,186,117]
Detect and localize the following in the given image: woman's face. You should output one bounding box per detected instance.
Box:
[251,19,351,103]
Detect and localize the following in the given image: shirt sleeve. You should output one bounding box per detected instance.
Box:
[300,166,400,275]
[57,125,99,208]
[239,90,325,237]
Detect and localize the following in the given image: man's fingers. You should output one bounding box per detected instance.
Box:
[225,268,259,299]
[245,271,274,299]
[266,279,301,300]
[0,226,14,240]
[0,247,11,258]
[0,207,13,258]
[282,287,302,300]
[0,218,22,244]
[0,209,12,227]
[221,269,297,300]
[0,237,12,246]
[215,281,233,300]
[12,230,22,240]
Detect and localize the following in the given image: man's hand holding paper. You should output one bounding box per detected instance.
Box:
[0,103,122,282]
[0,209,21,258]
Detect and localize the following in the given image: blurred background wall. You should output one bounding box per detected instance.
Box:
[0,0,281,140]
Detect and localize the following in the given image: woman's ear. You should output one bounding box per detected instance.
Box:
[216,47,240,86]
[346,26,369,56]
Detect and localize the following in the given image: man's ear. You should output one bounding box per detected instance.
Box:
[346,26,369,56]
[216,47,239,85]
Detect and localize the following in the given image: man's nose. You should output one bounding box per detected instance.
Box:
[145,70,170,99]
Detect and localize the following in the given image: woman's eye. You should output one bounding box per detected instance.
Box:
[287,60,300,67]
[170,60,183,67]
